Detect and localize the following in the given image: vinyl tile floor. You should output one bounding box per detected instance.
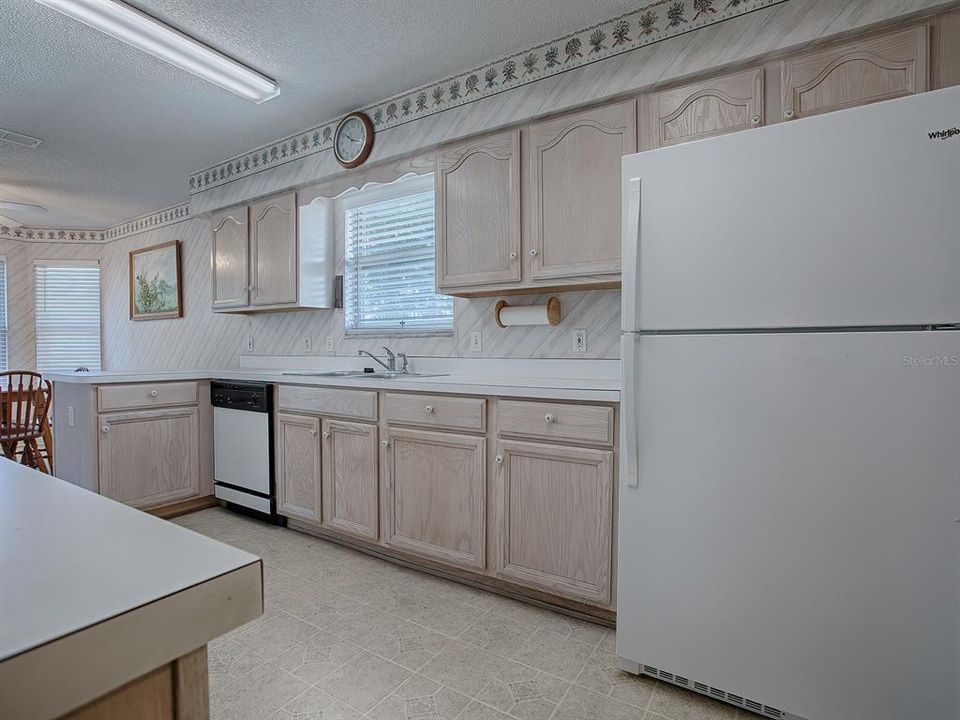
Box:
[174,508,759,720]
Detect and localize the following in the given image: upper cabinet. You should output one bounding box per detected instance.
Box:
[250,192,297,306]
[528,100,635,281]
[436,130,521,291]
[210,190,333,313]
[781,26,929,121]
[640,68,764,150]
[211,205,249,309]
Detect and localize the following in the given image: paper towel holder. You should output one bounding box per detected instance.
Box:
[495,296,561,328]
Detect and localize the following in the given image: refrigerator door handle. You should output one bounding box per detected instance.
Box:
[621,177,641,332]
[621,333,640,489]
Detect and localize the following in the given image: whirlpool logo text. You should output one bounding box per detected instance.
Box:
[928,127,960,140]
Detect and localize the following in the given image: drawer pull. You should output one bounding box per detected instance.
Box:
[321,431,330,440]
[509,251,517,260]
[544,413,555,423]
[149,390,159,397]
[101,426,109,433]
[425,405,435,414]
[495,454,503,464]
[529,248,539,257]
[381,439,390,448]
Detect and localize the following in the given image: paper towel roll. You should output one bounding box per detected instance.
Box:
[495,297,561,327]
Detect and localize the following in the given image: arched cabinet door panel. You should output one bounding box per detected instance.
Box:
[211,205,249,309]
[641,67,764,149]
[250,191,298,306]
[528,100,635,280]
[436,129,521,290]
[781,26,928,121]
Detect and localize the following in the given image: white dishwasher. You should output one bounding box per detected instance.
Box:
[211,381,283,523]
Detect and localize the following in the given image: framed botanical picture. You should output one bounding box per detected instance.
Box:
[129,240,183,320]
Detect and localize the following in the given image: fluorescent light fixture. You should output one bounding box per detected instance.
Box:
[0,128,42,149]
[0,200,48,213]
[35,0,279,103]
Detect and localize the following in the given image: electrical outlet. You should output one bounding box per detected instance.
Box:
[572,328,587,353]
[303,336,312,353]
[246,336,255,352]
[67,406,75,427]
[326,336,335,354]
[470,330,482,353]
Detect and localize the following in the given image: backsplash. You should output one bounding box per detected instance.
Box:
[98,217,620,371]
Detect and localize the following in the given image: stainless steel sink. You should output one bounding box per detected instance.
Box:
[281,370,445,379]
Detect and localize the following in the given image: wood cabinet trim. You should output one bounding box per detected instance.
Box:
[495,439,613,604]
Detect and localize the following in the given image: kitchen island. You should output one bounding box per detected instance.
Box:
[0,458,263,719]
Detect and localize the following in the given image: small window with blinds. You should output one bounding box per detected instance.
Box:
[34,262,102,373]
[342,175,453,334]
[0,258,8,371]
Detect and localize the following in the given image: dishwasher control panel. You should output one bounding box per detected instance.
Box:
[211,381,271,413]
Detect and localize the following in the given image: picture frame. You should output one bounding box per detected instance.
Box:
[129,240,183,320]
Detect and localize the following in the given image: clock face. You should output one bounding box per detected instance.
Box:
[334,113,373,168]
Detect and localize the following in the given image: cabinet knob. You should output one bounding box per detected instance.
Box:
[248,285,255,291]
[544,413,555,424]
[322,431,330,440]
[309,427,317,436]
[784,109,795,119]
[529,248,538,257]
[381,439,390,448]
[101,426,109,433]
[149,390,159,397]
[509,251,517,260]
[425,405,435,414]
[751,115,761,124]
[495,454,503,464]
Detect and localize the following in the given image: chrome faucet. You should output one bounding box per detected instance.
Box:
[357,347,408,373]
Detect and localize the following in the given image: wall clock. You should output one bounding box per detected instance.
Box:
[333,112,374,168]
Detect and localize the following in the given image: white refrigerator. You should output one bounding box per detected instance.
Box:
[617,85,960,720]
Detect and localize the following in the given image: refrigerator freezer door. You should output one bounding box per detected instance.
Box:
[617,331,960,720]
[623,85,960,331]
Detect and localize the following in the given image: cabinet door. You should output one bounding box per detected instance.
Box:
[436,129,521,289]
[211,205,249,309]
[528,100,635,280]
[383,428,485,569]
[321,419,378,540]
[781,26,928,121]
[250,191,297,306]
[276,412,321,523]
[641,67,764,149]
[495,440,614,604]
[98,407,200,509]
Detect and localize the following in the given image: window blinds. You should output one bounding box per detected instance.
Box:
[34,262,101,373]
[344,184,453,333]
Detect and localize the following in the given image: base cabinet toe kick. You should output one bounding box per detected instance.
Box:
[276,385,619,617]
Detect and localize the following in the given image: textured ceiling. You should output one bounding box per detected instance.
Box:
[0,0,639,228]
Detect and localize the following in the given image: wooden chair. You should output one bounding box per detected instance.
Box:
[0,371,53,474]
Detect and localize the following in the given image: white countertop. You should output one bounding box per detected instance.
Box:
[0,460,260,664]
[46,358,621,402]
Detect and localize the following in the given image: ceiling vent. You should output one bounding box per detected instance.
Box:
[0,128,43,149]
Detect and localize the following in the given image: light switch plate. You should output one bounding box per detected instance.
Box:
[67,406,75,427]
[470,331,482,353]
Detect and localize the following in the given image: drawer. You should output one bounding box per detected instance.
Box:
[277,385,377,421]
[384,392,485,432]
[97,381,199,412]
[498,400,614,446]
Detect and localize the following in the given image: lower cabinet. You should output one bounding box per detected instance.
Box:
[98,407,200,509]
[276,412,321,523]
[494,439,614,604]
[383,427,486,570]
[321,419,379,540]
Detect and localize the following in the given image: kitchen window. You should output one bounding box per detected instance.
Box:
[342,175,453,334]
[0,258,7,372]
[34,261,102,373]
